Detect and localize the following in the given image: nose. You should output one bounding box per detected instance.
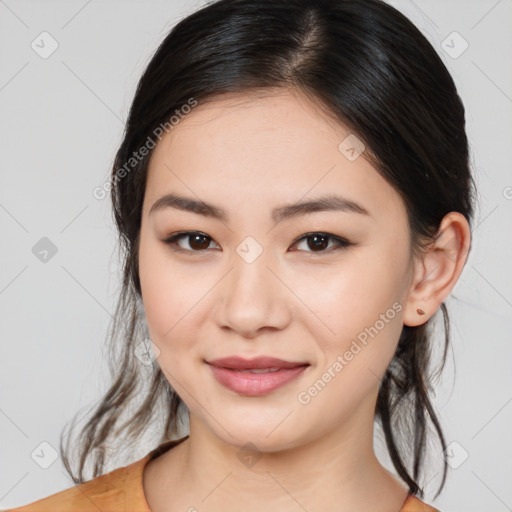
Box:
[215,249,292,338]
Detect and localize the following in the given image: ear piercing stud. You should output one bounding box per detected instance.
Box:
[416,308,426,316]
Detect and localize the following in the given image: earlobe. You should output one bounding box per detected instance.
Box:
[403,212,471,327]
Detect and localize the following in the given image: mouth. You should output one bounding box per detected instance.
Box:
[222,367,296,374]
[206,355,310,371]
[205,356,310,396]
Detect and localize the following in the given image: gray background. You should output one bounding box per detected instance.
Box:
[0,0,511,510]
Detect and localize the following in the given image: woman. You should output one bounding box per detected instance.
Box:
[6,0,475,510]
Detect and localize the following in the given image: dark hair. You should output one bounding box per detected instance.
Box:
[61,0,476,500]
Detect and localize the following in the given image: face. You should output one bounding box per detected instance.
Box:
[138,89,416,452]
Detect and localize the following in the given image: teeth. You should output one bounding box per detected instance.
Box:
[235,367,282,373]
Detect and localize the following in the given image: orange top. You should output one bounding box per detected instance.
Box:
[5,436,440,512]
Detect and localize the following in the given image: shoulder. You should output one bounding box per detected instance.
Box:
[3,437,190,512]
[400,493,442,512]
[2,455,151,512]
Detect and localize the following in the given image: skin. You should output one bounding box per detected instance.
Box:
[138,88,471,512]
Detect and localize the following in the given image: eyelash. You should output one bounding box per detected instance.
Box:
[162,231,353,256]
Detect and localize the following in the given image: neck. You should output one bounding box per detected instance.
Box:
[163,400,408,512]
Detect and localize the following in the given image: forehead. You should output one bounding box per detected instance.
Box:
[152,88,352,164]
[144,89,406,222]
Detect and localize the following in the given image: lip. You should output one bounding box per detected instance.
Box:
[206,356,309,370]
[205,356,310,396]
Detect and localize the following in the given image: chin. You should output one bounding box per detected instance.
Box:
[213,425,306,454]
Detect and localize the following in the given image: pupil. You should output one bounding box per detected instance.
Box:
[308,234,328,251]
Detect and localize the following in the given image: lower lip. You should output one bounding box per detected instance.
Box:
[207,364,309,396]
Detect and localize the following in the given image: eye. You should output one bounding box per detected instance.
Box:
[291,232,352,254]
[163,231,219,253]
[162,231,352,255]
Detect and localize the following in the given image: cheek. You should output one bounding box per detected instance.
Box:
[138,234,197,343]
[305,245,408,369]
[138,240,207,394]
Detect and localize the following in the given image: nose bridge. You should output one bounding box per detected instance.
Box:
[218,237,290,334]
[229,239,276,304]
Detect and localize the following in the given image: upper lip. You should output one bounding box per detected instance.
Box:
[206,356,309,370]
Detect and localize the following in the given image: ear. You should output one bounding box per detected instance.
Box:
[403,212,471,327]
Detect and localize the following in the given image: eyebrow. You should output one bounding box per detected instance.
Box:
[149,192,371,223]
